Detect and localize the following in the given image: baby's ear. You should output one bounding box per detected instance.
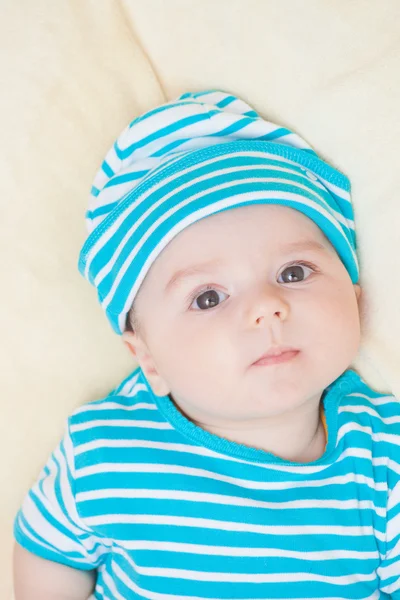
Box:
[122,330,139,358]
[122,329,152,365]
[121,331,171,397]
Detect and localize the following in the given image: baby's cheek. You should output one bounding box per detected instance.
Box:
[173,323,230,376]
[319,286,361,351]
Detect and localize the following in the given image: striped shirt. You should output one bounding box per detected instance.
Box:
[14,367,400,599]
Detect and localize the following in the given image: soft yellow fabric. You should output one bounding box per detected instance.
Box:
[1,2,163,598]
[3,1,400,598]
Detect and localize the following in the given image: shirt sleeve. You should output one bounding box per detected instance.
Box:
[378,479,400,597]
[14,418,110,571]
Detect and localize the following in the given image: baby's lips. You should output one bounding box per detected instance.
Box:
[251,346,299,366]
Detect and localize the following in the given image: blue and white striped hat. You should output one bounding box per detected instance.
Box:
[78,90,358,335]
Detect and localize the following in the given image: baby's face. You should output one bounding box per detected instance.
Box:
[125,204,361,426]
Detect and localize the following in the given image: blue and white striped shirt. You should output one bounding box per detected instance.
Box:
[14,367,400,599]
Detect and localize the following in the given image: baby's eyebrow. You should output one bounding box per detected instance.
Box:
[164,259,225,294]
[164,239,328,294]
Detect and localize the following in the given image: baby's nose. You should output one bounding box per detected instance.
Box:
[248,285,290,326]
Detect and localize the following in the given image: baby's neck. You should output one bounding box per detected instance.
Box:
[178,395,326,463]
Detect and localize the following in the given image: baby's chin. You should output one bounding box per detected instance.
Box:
[246,347,352,390]
[183,384,322,426]
[169,352,342,421]
[230,371,328,419]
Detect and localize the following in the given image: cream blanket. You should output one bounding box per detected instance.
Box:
[3,1,400,597]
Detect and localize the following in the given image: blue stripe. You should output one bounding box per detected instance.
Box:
[90,186,100,198]
[103,170,148,188]
[101,160,114,178]
[119,112,220,160]
[86,202,118,221]
[255,126,295,141]
[127,100,208,131]
[150,138,189,157]
[244,109,259,118]
[209,116,255,137]
[190,90,220,98]
[215,95,237,108]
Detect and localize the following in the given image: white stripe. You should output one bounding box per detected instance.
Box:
[347,392,396,406]
[100,569,126,600]
[91,582,107,600]
[75,462,386,493]
[16,518,92,566]
[379,582,400,595]
[386,510,400,543]
[111,538,378,561]
[274,131,310,149]
[378,553,400,581]
[89,157,160,209]
[340,403,400,425]
[100,143,123,176]
[90,213,106,231]
[387,479,400,511]
[104,563,166,600]
[125,384,150,398]
[36,453,91,538]
[379,572,400,595]
[70,419,173,433]
[73,438,232,458]
[317,173,351,202]
[386,458,400,477]
[75,487,385,518]
[84,513,382,541]
[338,421,400,447]
[141,133,267,162]
[21,495,86,554]
[116,374,142,397]
[24,442,112,563]
[381,536,400,566]
[109,545,377,585]
[33,446,112,561]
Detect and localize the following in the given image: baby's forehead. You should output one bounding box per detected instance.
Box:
[159,234,335,284]
[163,209,333,258]
[140,206,339,298]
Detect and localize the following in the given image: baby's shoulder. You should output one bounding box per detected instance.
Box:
[338,368,400,438]
[68,367,163,445]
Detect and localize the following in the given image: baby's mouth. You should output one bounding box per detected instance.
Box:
[251,347,299,367]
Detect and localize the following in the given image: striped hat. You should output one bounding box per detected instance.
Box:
[78,90,358,335]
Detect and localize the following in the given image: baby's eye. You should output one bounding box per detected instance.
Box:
[190,287,228,311]
[189,263,316,311]
[278,263,315,283]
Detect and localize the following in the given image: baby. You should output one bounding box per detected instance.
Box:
[13,91,400,599]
